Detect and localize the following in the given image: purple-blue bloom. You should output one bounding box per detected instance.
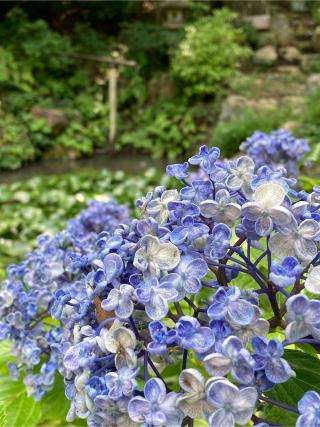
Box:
[270,256,302,288]
[204,223,232,259]
[297,390,320,427]
[128,378,183,426]
[252,336,294,384]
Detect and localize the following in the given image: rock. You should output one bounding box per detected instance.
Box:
[277,65,301,75]
[256,98,278,111]
[312,26,320,52]
[219,95,277,122]
[271,14,294,46]
[253,45,278,65]
[244,14,271,31]
[305,74,320,93]
[31,107,68,135]
[279,46,301,63]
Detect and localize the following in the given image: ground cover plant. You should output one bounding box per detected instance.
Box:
[0,167,170,280]
[1,131,320,426]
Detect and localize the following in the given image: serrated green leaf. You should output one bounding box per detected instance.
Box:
[3,393,42,427]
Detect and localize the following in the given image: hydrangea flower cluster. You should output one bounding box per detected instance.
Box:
[2,144,320,427]
[0,200,129,399]
[240,129,310,176]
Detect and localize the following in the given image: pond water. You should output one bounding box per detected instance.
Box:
[0,152,167,184]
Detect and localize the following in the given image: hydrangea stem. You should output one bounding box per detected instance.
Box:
[260,396,299,414]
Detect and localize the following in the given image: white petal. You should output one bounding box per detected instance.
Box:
[155,243,180,271]
[254,182,285,209]
[161,190,179,204]
[269,233,295,259]
[268,206,292,226]
[179,369,205,394]
[204,354,232,377]
[298,219,320,239]
[294,238,318,262]
[200,201,219,218]
[305,265,320,294]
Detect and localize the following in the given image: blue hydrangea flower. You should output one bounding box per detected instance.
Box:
[64,341,97,371]
[128,378,183,426]
[133,235,180,278]
[175,316,215,354]
[171,254,208,295]
[269,256,302,288]
[135,276,181,320]
[189,145,220,174]
[100,320,137,369]
[207,287,255,326]
[170,215,209,245]
[242,182,292,236]
[166,162,189,179]
[252,337,294,384]
[91,253,124,297]
[105,366,139,400]
[285,294,320,341]
[101,284,135,319]
[167,200,200,220]
[146,190,179,224]
[148,321,176,356]
[200,189,241,225]
[226,156,255,196]
[206,379,257,427]
[240,129,310,176]
[229,306,269,346]
[177,369,210,419]
[204,223,232,259]
[180,179,213,203]
[204,336,254,384]
[269,218,320,262]
[297,391,320,427]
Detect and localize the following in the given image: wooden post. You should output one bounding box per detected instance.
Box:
[57,51,135,149]
[108,67,118,145]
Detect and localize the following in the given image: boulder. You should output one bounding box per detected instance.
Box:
[244,14,271,31]
[253,45,278,65]
[277,65,301,75]
[31,107,69,135]
[271,14,294,46]
[219,95,277,122]
[279,46,301,63]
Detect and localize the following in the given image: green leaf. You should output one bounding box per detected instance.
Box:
[2,393,42,427]
[40,375,69,422]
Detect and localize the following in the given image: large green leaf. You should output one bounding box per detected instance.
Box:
[40,376,69,423]
[261,350,320,426]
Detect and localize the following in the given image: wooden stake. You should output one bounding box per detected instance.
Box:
[108,68,118,145]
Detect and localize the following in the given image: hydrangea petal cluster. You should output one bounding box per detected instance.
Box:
[3,142,320,427]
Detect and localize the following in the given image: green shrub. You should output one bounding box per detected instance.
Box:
[0,113,35,169]
[171,8,251,98]
[117,99,212,160]
[212,108,290,157]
